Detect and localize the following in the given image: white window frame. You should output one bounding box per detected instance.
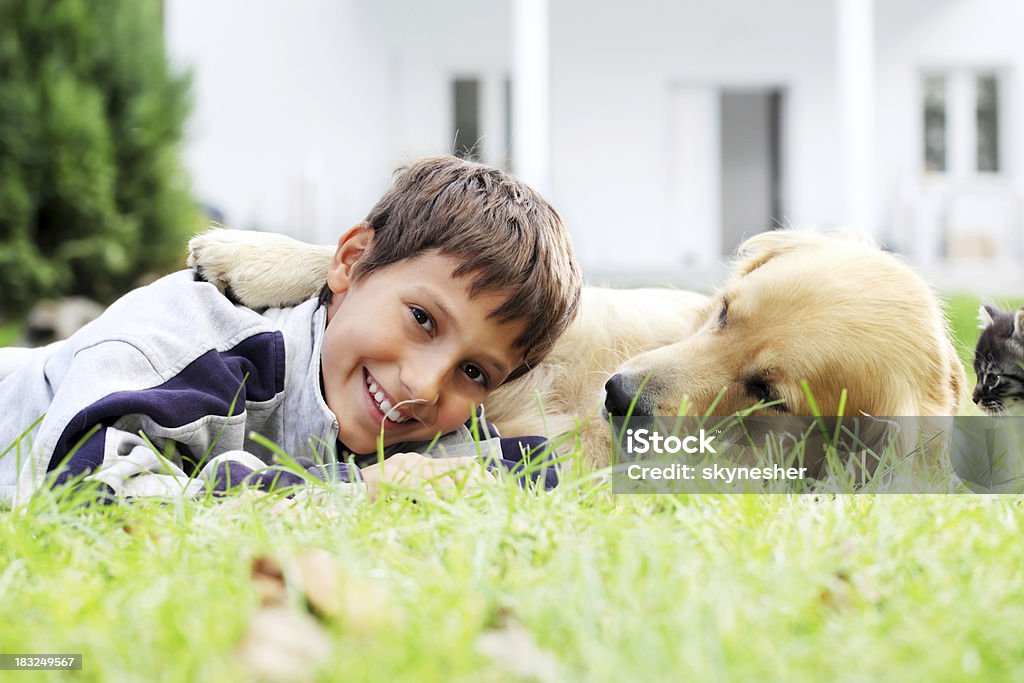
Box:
[920,68,1006,178]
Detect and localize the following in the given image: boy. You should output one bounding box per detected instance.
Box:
[0,156,582,504]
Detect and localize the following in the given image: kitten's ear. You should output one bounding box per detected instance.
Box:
[978,304,998,330]
[1013,308,1024,341]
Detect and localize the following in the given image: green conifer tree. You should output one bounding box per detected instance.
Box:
[0,0,194,314]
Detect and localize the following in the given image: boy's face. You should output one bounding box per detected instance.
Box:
[321,227,525,454]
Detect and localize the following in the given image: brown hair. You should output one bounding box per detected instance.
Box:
[323,155,581,382]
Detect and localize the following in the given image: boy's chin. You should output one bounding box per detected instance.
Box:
[339,430,419,456]
[339,419,456,455]
[344,437,384,456]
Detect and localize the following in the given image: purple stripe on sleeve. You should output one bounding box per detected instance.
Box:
[50,426,107,486]
[491,436,560,490]
[48,332,286,469]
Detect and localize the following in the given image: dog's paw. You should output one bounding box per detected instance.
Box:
[188,229,245,294]
[188,228,334,309]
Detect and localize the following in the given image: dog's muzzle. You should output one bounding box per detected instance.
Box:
[604,373,653,416]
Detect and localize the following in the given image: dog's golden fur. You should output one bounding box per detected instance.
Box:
[614,230,966,417]
[188,229,966,467]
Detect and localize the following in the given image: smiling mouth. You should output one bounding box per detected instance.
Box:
[364,370,412,424]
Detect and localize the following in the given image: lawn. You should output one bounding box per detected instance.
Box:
[1,293,1023,682]
[0,319,22,347]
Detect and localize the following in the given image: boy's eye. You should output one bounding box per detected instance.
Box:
[462,363,490,388]
[410,306,435,334]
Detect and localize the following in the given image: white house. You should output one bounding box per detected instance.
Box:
[164,0,1023,289]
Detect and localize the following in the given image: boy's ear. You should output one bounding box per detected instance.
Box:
[326,224,375,294]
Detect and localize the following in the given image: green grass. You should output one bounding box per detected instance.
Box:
[4,487,1024,682]
[2,295,1024,682]
[0,318,23,347]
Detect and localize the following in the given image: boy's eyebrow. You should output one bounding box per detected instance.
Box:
[417,286,512,380]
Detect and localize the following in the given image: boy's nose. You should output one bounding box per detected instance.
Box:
[402,353,448,407]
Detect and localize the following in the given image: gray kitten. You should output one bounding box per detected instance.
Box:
[973,305,1024,415]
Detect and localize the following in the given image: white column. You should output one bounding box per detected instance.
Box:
[511,0,550,194]
[837,0,876,235]
[668,86,721,266]
[480,74,507,168]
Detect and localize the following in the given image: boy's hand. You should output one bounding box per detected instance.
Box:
[358,453,496,501]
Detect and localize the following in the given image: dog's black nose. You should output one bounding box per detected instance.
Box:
[605,374,650,416]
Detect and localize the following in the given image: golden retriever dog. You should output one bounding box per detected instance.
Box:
[187,229,966,468]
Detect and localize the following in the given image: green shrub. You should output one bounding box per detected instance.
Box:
[0,0,194,315]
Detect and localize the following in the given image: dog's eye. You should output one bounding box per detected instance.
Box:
[745,379,788,413]
[718,301,728,328]
[746,379,770,402]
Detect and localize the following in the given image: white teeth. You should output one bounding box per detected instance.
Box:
[365,373,410,423]
[380,398,412,422]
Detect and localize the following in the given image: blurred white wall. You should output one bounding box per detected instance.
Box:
[164,0,1024,284]
[164,0,382,242]
[165,0,513,244]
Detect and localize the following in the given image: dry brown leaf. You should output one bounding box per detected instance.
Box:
[476,621,562,683]
[819,575,852,610]
[295,549,344,617]
[120,521,166,545]
[820,569,882,610]
[295,549,399,637]
[251,555,287,607]
[251,549,398,638]
[236,605,332,682]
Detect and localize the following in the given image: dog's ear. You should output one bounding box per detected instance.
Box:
[732,230,819,278]
[732,229,876,278]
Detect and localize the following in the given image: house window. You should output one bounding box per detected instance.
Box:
[976,73,1000,173]
[452,78,481,161]
[922,73,947,173]
[921,70,1003,175]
